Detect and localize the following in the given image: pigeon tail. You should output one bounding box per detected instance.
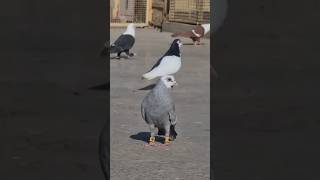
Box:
[169,125,177,140]
[201,23,210,34]
[157,125,177,140]
[142,72,156,80]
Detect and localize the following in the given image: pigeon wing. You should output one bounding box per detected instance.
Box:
[147,56,163,73]
[168,105,178,139]
[168,105,177,126]
[147,56,180,74]
[113,34,135,51]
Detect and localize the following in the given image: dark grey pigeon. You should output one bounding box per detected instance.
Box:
[107,23,136,59]
[141,75,178,145]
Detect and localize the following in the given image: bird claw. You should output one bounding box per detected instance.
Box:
[148,136,156,144]
[164,136,170,145]
[169,136,175,141]
[129,53,136,57]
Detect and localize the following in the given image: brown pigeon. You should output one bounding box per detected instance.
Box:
[171,24,210,45]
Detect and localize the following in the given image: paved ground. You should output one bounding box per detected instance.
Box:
[110,28,210,179]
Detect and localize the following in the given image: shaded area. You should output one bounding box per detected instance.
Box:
[137,83,156,91]
[110,55,131,60]
[130,132,167,143]
[212,0,320,179]
[88,82,110,91]
[182,43,206,45]
[130,132,149,143]
[99,122,110,180]
[0,0,107,180]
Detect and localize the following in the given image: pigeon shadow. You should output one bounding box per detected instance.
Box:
[88,82,110,91]
[130,132,149,143]
[182,43,206,45]
[110,55,133,60]
[130,132,163,143]
[137,83,156,91]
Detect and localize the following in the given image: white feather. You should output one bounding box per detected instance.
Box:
[192,30,201,37]
[201,24,210,35]
[142,56,181,80]
[123,23,135,37]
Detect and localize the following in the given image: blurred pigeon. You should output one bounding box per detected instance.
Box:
[141,75,178,145]
[102,23,136,59]
[171,24,210,45]
[142,39,182,80]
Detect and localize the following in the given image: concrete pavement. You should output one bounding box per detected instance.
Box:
[110,27,210,180]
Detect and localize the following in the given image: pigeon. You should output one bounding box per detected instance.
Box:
[171,24,210,45]
[142,39,182,80]
[107,23,136,59]
[141,75,178,145]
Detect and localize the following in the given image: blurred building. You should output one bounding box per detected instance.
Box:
[110,0,210,29]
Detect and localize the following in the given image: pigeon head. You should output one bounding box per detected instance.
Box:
[174,39,183,48]
[201,23,210,34]
[123,23,135,37]
[161,75,178,89]
[165,39,182,57]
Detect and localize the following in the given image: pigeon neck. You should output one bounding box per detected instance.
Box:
[123,27,135,37]
[154,80,171,92]
[155,80,166,89]
[165,47,180,57]
[152,80,172,104]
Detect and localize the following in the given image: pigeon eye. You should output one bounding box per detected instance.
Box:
[167,78,172,82]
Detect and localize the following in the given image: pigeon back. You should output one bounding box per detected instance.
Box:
[142,81,174,122]
[111,34,135,53]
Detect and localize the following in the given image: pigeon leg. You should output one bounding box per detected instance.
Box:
[148,124,156,145]
[191,37,201,45]
[116,52,122,59]
[164,125,171,145]
[194,40,201,46]
[124,50,135,57]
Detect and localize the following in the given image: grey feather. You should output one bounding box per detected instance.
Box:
[141,79,178,139]
[110,34,135,54]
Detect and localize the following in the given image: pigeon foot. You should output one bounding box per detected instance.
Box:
[169,136,175,141]
[194,42,201,46]
[164,136,170,145]
[149,136,156,145]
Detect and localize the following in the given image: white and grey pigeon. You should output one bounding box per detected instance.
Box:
[142,39,182,80]
[103,23,136,59]
[141,75,178,145]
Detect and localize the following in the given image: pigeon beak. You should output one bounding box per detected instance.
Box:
[174,81,178,86]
